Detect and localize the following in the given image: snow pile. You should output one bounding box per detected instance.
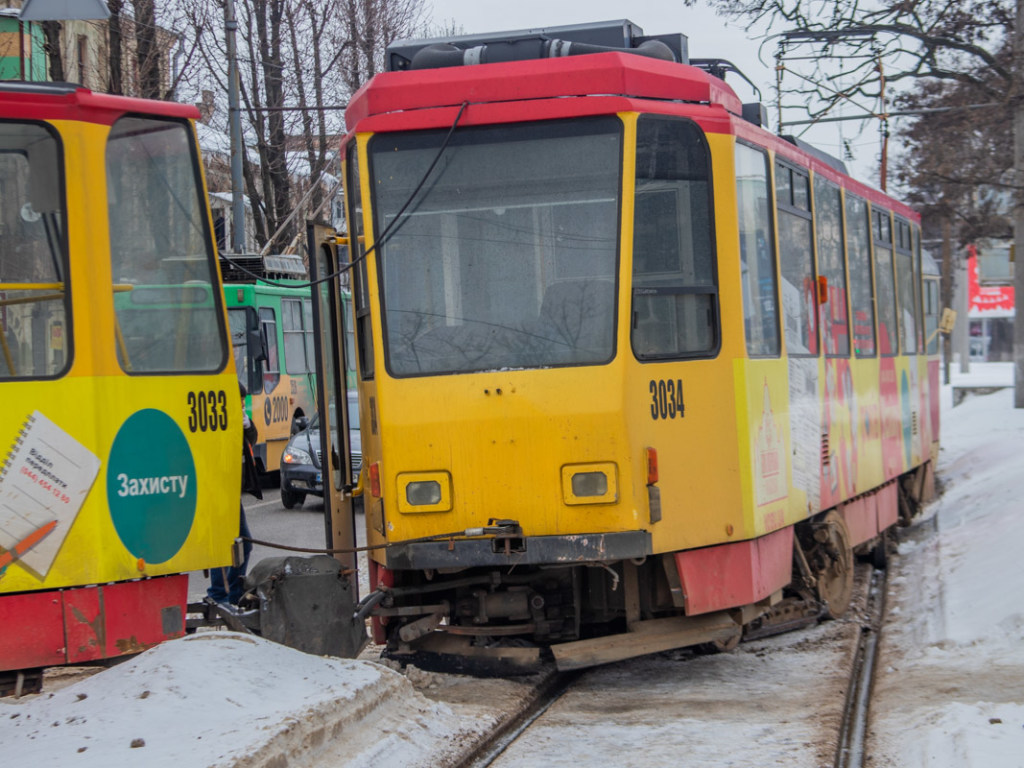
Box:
[871,383,1024,766]
[0,631,470,768]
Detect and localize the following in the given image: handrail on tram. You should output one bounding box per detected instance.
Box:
[0,283,137,375]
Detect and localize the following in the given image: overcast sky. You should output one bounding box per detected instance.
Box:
[423,1,885,186]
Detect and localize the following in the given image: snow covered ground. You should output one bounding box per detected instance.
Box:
[2,363,1022,767]
[871,363,1024,767]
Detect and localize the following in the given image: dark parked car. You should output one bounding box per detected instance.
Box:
[280,393,361,510]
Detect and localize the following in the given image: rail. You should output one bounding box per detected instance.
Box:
[835,556,890,768]
[449,670,582,768]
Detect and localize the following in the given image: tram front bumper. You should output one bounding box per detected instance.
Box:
[383,530,652,570]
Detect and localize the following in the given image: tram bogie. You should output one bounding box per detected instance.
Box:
[314,20,941,673]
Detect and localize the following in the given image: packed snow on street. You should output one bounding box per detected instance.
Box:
[2,363,1022,768]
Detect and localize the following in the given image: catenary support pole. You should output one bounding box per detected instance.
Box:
[225,0,245,254]
[1014,0,1024,406]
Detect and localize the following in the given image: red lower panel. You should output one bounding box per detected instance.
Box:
[843,494,878,546]
[841,482,900,548]
[368,560,393,645]
[674,526,793,616]
[0,591,66,671]
[63,586,105,663]
[1,575,188,672]
[876,482,898,532]
[65,575,187,663]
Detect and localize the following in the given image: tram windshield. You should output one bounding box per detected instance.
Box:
[107,117,225,373]
[0,123,68,379]
[369,117,621,376]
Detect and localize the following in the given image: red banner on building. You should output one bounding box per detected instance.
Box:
[967,245,1015,318]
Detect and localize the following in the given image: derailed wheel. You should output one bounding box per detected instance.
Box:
[705,623,743,653]
[810,510,854,619]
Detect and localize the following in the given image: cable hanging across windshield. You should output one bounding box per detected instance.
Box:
[218,101,471,290]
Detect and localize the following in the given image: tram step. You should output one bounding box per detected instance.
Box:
[552,611,740,671]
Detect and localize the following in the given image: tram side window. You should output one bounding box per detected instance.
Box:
[304,298,316,375]
[631,116,717,359]
[107,117,225,373]
[259,307,280,393]
[0,123,69,379]
[776,162,817,356]
[873,208,898,356]
[346,143,373,380]
[282,297,314,374]
[923,277,940,355]
[735,143,779,357]
[814,176,849,357]
[894,218,917,355]
[913,225,926,353]
[846,194,876,357]
[228,306,261,395]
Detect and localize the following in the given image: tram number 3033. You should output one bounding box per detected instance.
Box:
[187,390,229,433]
[649,379,685,420]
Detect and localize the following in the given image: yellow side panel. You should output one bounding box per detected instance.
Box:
[0,375,240,594]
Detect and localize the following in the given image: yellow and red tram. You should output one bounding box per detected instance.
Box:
[0,83,238,686]
[316,20,940,671]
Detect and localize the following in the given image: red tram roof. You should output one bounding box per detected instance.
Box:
[345,52,744,131]
[0,82,200,125]
[345,51,917,219]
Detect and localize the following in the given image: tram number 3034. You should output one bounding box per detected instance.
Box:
[649,379,685,420]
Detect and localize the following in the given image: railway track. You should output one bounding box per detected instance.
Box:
[436,554,891,768]
[836,557,890,768]
[449,671,582,768]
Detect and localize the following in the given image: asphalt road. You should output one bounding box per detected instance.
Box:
[186,484,358,602]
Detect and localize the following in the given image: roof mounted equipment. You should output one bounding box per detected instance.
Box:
[387,19,688,72]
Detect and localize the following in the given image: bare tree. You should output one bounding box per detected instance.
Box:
[41,21,65,81]
[108,0,125,94]
[131,0,161,98]
[696,1,1012,107]
[178,0,426,254]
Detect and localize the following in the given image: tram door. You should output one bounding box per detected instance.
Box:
[306,221,357,577]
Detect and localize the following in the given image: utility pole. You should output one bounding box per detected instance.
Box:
[225,0,245,254]
[1015,0,1024,406]
[942,216,954,384]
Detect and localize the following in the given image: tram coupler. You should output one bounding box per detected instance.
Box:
[461,518,521,538]
[188,555,367,659]
[480,518,523,556]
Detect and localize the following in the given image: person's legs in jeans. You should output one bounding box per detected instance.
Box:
[208,504,253,605]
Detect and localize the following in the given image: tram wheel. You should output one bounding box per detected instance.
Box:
[706,625,743,654]
[811,510,854,619]
[871,531,889,571]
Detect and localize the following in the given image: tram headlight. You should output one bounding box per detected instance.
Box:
[572,472,607,497]
[407,481,442,506]
[397,471,452,513]
[282,445,312,465]
[561,462,617,505]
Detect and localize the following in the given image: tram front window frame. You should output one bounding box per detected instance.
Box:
[106,115,226,375]
[368,117,623,378]
[0,121,69,380]
[630,115,718,361]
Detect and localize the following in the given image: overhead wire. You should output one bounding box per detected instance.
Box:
[219,100,470,290]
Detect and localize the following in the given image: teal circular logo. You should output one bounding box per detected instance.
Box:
[107,409,197,564]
